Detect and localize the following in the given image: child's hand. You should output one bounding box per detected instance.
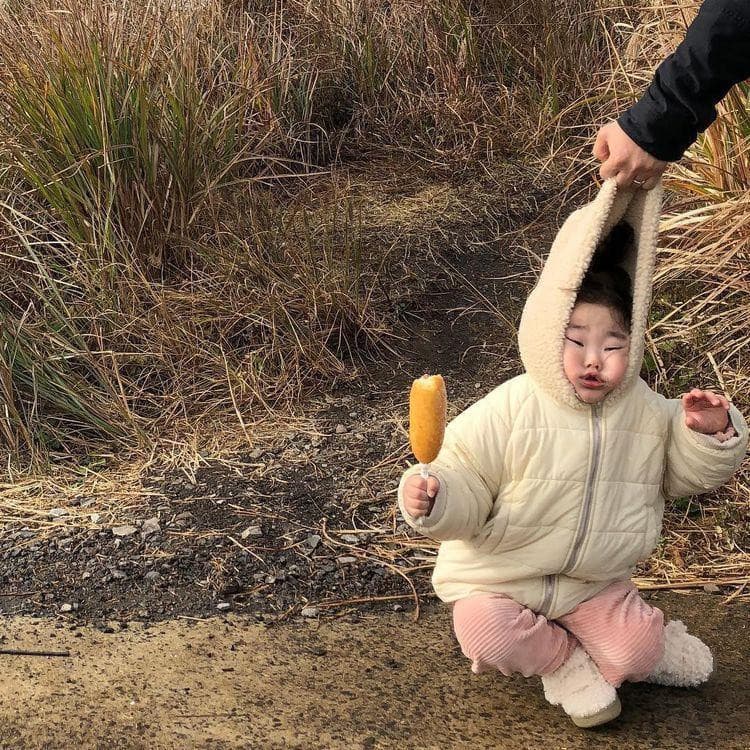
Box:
[681,388,732,434]
[403,474,440,519]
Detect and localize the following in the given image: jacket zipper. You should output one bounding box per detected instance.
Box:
[562,402,602,574]
[538,403,603,617]
[539,574,555,616]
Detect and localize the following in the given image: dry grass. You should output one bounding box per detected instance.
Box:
[0,0,620,471]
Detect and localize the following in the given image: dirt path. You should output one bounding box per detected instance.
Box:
[1,592,748,749]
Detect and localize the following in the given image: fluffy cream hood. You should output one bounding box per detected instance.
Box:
[517,179,663,410]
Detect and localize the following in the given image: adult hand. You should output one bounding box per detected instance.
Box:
[593,121,668,190]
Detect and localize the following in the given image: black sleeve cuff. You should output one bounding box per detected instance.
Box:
[619,0,750,162]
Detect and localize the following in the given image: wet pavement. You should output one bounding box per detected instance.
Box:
[0,592,748,749]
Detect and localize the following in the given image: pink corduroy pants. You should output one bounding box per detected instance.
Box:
[452,581,665,687]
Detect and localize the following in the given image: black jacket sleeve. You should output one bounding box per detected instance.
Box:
[617,0,750,161]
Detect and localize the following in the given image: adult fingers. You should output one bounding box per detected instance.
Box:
[614,167,645,188]
[640,163,667,190]
[599,155,623,180]
[593,127,610,162]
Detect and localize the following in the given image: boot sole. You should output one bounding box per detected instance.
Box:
[571,696,622,728]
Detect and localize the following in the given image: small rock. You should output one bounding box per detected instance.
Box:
[89,513,101,524]
[703,584,721,594]
[145,571,161,582]
[111,569,127,580]
[112,525,137,537]
[240,525,262,539]
[48,508,68,519]
[335,424,347,434]
[336,556,357,565]
[306,534,322,550]
[249,448,263,459]
[265,575,276,584]
[60,603,73,613]
[301,607,319,618]
[340,534,359,543]
[141,517,160,538]
[216,602,231,611]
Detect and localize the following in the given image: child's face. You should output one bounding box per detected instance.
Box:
[563,302,630,404]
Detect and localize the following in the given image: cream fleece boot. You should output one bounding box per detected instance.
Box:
[646,620,713,687]
[541,646,621,728]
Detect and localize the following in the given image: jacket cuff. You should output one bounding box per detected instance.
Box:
[682,406,746,452]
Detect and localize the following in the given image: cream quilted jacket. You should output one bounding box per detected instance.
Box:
[397,180,748,619]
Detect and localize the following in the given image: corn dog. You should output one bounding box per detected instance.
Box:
[409,374,447,475]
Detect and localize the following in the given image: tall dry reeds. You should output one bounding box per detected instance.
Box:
[0,0,621,468]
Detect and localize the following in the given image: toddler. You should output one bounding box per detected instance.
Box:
[397,181,748,727]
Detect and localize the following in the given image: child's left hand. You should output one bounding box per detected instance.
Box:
[681,388,731,434]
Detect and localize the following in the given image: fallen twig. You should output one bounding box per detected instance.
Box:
[635,577,749,591]
[0,648,71,657]
[313,592,437,611]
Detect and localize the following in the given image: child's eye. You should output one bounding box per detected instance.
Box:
[564,336,583,346]
[605,347,623,351]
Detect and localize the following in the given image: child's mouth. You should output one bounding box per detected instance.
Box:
[581,376,604,388]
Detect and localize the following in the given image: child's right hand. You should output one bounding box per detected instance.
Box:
[402,474,441,518]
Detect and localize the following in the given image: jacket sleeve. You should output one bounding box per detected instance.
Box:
[618,0,750,161]
[662,398,748,499]
[397,386,511,542]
